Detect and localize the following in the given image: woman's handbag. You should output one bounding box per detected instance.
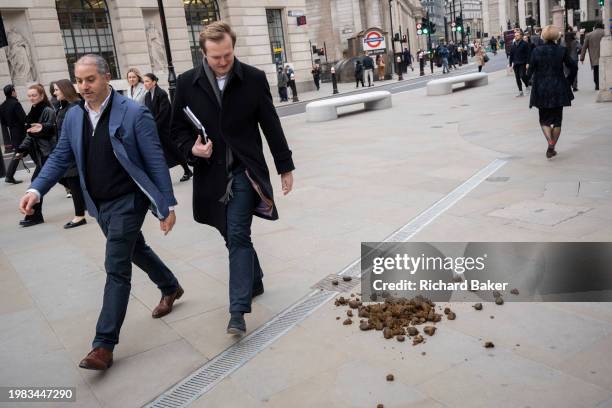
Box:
[483,54,490,63]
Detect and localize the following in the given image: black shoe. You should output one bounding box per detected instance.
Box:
[252,283,264,298]
[180,171,193,182]
[227,314,246,335]
[64,219,87,229]
[546,147,555,158]
[21,218,44,227]
[5,178,23,185]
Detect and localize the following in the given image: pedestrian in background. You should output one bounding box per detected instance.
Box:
[311,64,321,91]
[561,30,581,91]
[277,66,288,102]
[580,22,605,91]
[354,60,365,87]
[126,67,146,105]
[49,82,61,112]
[376,54,385,81]
[509,30,531,96]
[14,84,57,227]
[475,42,487,72]
[144,73,193,182]
[527,25,577,158]
[53,79,87,229]
[403,47,413,72]
[490,36,498,55]
[0,84,26,184]
[362,52,375,86]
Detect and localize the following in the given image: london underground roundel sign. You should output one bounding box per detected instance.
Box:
[363,30,386,52]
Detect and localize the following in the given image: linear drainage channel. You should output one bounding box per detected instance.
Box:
[145,158,507,407]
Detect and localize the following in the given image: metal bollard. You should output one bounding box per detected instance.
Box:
[331,66,339,94]
[396,56,403,81]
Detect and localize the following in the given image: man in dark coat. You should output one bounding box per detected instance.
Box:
[509,30,531,96]
[0,85,26,183]
[171,21,295,335]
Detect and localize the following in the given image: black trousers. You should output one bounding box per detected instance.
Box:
[313,77,320,90]
[593,65,600,90]
[513,64,529,91]
[25,157,47,221]
[93,191,180,351]
[62,176,85,217]
[160,133,190,174]
[5,156,19,180]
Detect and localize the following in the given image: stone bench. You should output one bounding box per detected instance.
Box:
[306,91,392,122]
[426,73,489,96]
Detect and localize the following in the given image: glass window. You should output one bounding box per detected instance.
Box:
[55,0,120,80]
[266,9,286,66]
[184,0,220,67]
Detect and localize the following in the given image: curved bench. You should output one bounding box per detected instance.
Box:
[426,73,489,96]
[306,91,392,122]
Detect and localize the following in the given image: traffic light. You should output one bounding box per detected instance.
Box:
[456,16,463,33]
[429,21,436,34]
[599,0,604,6]
[421,17,430,35]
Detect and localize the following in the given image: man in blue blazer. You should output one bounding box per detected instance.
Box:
[19,54,183,371]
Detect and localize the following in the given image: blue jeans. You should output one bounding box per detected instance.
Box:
[226,171,264,314]
[442,58,449,73]
[93,192,180,351]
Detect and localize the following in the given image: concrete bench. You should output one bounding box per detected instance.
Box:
[306,91,392,122]
[426,73,489,96]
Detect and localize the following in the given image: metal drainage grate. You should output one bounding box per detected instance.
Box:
[145,158,507,407]
[311,274,360,292]
[145,289,336,408]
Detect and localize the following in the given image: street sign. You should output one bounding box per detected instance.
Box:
[363,30,386,52]
[288,10,305,17]
[274,47,283,52]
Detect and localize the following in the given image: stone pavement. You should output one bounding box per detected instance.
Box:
[1,62,611,408]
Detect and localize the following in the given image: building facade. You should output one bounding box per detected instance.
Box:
[483,0,606,37]
[0,0,315,108]
[306,0,425,63]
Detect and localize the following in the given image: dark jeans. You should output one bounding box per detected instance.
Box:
[313,77,320,90]
[63,176,85,217]
[513,64,529,91]
[93,191,179,351]
[225,171,263,314]
[355,77,364,87]
[593,65,599,90]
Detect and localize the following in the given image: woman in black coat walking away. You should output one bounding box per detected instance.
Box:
[14,84,56,227]
[143,73,193,182]
[527,25,577,159]
[53,79,87,228]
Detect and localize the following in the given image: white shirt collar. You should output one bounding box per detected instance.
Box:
[84,87,113,115]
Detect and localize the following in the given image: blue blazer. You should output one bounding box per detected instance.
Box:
[30,90,177,220]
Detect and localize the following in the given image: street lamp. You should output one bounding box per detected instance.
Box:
[157,0,177,101]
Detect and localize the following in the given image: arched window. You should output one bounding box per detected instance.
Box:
[184,0,220,67]
[56,0,120,81]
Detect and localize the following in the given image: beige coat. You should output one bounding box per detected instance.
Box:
[475,47,486,66]
[580,28,604,66]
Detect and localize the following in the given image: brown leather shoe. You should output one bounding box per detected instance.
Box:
[152,286,184,318]
[78,348,113,370]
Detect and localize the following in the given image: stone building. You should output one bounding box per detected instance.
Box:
[306,0,425,64]
[0,0,315,110]
[483,0,606,37]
